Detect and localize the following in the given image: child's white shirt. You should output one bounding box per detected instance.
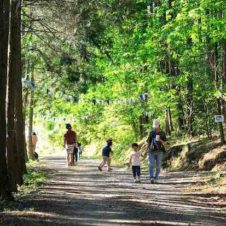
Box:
[130,151,141,166]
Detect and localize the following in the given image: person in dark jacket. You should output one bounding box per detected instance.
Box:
[144,119,166,183]
[98,138,113,172]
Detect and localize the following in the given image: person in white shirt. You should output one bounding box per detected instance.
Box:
[129,143,142,183]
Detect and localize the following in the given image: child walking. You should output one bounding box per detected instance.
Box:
[98,138,113,172]
[129,143,141,183]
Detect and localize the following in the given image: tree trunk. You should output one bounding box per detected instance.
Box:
[7,0,20,191]
[176,87,185,131]
[213,43,225,144]
[13,0,27,175]
[204,103,211,138]
[0,0,13,200]
[23,66,30,162]
[170,59,185,132]
[23,90,29,162]
[27,70,35,160]
[222,39,226,85]
[216,99,225,144]
[187,76,194,136]
[139,115,144,138]
[222,39,226,118]
[165,108,171,135]
[168,106,174,131]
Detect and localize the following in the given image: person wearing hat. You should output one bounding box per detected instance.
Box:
[64,123,77,167]
[145,119,166,183]
[98,138,113,171]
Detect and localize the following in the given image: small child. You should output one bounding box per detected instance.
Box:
[78,143,83,158]
[129,143,141,183]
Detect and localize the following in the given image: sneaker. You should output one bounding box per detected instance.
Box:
[134,179,137,183]
[108,168,113,172]
[137,180,141,183]
[98,166,102,171]
[150,178,155,184]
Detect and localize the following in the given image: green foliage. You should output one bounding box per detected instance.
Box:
[208,172,225,185]
[21,165,46,194]
[22,0,226,157]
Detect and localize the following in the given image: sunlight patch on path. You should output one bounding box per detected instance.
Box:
[1,155,225,226]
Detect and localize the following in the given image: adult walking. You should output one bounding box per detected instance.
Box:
[32,132,39,160]
[64,124,77,167]
[145,119,166,183]
[98,138,113,172]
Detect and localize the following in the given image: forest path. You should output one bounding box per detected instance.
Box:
[1,154,226,226]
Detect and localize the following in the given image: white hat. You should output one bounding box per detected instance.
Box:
[153,119,160,128]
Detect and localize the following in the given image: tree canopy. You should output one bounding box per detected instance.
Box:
[25,0,225,142]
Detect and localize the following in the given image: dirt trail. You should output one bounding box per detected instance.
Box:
[1,154,225,226]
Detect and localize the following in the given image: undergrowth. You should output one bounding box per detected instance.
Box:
[0,163,47,212]
[18,163,46,195]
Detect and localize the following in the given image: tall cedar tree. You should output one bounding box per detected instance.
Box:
[14,0,27,175]
[0,0,13,200]
[7,0,25,189]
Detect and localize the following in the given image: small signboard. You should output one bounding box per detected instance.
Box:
[214,115,224,123]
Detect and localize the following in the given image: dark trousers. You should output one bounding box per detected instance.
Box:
[132,166,141,177]
[74,148,78,163]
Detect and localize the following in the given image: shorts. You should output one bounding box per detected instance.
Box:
[132,166,141,177]
[66,144,75,154]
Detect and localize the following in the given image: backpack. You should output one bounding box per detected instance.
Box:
[148,130,165,152]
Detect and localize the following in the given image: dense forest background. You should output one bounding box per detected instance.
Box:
[0,0,225,200]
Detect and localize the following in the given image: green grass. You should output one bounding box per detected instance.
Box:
[207,172,225,185]
[0,164,47,212]
[17,163,47,196]
[190,172,226,195]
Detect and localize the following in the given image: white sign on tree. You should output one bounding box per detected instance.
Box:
[214,115,224,123]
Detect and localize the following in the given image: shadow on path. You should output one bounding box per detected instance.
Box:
[0,155,225,226]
